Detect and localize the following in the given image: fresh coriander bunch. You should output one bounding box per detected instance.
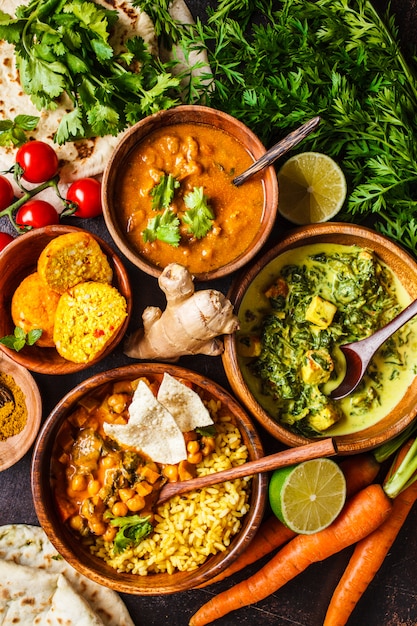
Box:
[0,0,182,143]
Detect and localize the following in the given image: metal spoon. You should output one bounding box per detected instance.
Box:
[232,116,321,186]
[0,382,14,409]
[329,298,417,400]
[156,437,336,505]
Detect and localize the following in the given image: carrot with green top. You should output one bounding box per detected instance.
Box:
[189,484,392,626]
[197,453,380,589]
[323,439,417,626]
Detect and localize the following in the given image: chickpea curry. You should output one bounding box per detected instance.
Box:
[117,122,265,275]
[52,376,217,554]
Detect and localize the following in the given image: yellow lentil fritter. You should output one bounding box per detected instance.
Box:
[11,272,61,347]
[53,282,127,363]
[38,232,113,294]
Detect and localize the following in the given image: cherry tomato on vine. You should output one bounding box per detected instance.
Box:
[16,200,59,229]
[0,232,14,251]
[15,141,59,184]
[0,176,14,211]
[66,178,102,218]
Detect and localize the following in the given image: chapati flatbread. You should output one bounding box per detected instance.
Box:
[0,560,105,625]
[104,379,187,464]
[157,372,213,432]
[0,524,135,626]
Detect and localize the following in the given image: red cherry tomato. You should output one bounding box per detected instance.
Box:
[16,199,60,229]
[66,178,102,218]
[0,176,14,211]
[0,232,14,251]
[15,141,59,183]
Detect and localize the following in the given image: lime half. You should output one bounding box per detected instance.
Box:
[277,152,347,225]
[269,458,346,534]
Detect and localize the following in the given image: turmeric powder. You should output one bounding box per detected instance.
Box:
[0,372,27,440]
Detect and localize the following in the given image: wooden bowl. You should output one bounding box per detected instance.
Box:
[31,363,267,594]
[102,105,278,281]
[223,222,417,454]
[0,351,42,471]
[0,225,132,375]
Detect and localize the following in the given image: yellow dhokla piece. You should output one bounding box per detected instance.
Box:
[53,282,127,363]
[37,232,113,294]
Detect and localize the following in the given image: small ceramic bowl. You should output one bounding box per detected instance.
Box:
[31,363,267,594]
[102,105,279,281]
[223,222,417,454]
[0,351,42,471]
[0,225,132,375]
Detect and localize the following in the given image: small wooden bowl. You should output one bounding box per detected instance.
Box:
[223,223,417,454]
[31,363,267,594]
[0,225,132,375]
[102,105,279,281]
[0,352,42,471]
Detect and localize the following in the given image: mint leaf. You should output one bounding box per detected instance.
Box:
[183,186,214,238]
[0,327,43,352]
[108,514,153,554]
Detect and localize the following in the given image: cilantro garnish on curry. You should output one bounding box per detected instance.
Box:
[237,244,417,438]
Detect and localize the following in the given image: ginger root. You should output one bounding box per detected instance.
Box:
[124,263,239,361]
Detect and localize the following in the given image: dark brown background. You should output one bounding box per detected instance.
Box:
[1,1,416,624]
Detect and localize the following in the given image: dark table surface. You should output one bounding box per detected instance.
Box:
[1,1,417,625]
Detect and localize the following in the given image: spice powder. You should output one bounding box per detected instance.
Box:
[0,372,27,440]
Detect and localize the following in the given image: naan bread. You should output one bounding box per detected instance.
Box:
[0,560,105,625]
[0,524,135,626]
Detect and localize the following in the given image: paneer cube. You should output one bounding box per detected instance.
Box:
[305,295,337,329]
[237,334,262,358]
[308,403,341,431]
[301,349,334,384]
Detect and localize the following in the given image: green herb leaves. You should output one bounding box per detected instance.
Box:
[0,0,182,143]
[0,115,39,147]
[108,514,153,554]
[0,327,43,351]
[143,174,214,246]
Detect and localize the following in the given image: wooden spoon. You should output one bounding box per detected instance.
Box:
[329,298,417,400]
[156,437,337,505]
[232,116,321,186]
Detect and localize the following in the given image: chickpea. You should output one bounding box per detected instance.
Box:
[107,393,129,414]
[87,479,101,496]
[162,465,178,482]
[201,436,216,457]
[89,520,107,536]
[187,451,203,465]
[102,525,117,543]
[70,473,88,492]
[126,494,145,512]
[100,453,119,469]
[186,440,200,455]
[112,501,129,517]
[119,487,136,502]
[69,514,85,532]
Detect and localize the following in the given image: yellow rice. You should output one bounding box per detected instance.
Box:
[91,406,251,575]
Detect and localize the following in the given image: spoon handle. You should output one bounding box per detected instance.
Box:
[156,437,337,505]
[357,298,417,358]
[232,116,321,187]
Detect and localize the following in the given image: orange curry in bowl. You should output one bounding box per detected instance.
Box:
[117,122,265,275]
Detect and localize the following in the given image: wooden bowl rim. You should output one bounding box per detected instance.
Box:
[31,362,267,594]
[0,225,132,375]
[102,104,279,282]
[223,222,417,454]
[0,351,42,471]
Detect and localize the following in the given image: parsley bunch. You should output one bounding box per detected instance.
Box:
[0,0,182,143]
[141,0,417,255]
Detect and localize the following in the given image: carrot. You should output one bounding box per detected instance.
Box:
[323,441,417,626]
[196,453,380,589]
[189,484,392,626]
